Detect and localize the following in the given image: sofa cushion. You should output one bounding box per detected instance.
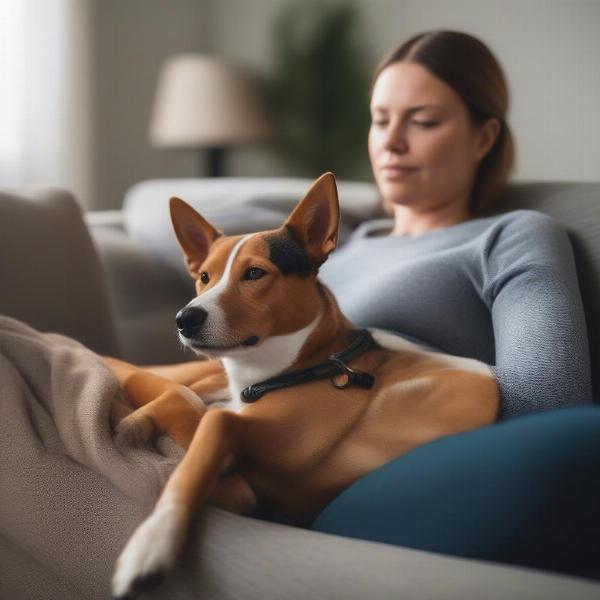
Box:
[0,187,120,355]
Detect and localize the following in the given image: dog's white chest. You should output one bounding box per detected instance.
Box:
[219,314,322,412]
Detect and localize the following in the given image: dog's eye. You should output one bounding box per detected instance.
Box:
[200,271,210,284]
[243,267,266,281]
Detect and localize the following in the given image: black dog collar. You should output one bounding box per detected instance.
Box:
[241,329,376,403]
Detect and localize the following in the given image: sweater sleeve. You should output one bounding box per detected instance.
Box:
[481,210,593,418]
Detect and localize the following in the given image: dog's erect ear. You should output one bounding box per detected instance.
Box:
[169,197,222,277]
[284,172,340,265]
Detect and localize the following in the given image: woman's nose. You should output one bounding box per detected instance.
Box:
[383,124,408,153]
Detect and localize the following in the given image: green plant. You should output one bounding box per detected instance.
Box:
[263,0,371,179]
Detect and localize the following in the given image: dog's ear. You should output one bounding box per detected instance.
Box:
[284,172,340,265]
[170,197,222,277]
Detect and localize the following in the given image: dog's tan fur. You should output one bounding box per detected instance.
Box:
[107,173,499,598]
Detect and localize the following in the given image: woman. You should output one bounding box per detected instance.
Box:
[311,30,600,580]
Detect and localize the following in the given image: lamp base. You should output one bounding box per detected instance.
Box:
[203,147,225,177]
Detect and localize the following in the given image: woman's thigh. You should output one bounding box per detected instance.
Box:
[311,405,600,580]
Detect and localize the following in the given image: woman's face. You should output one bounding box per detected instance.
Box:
[369,61,494,213]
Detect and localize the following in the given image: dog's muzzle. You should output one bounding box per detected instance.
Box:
[176,306,208,338]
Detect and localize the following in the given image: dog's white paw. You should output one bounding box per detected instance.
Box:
[114,412,154,447]
[112,502,186,599]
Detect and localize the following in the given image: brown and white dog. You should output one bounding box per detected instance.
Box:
[107,172,499,599]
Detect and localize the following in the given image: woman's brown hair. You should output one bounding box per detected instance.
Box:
[372,31,514,214]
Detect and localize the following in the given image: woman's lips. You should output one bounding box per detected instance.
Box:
[380,165,419,181]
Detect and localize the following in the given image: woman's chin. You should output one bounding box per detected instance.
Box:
[379,182,418,207]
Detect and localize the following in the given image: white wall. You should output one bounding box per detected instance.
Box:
[77,0,600,209]
[89,0,211,209]
[210,0,600,183]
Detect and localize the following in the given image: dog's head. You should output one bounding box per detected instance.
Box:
[170,172,340,357]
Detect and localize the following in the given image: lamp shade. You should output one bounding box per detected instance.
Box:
[149,53,270,148]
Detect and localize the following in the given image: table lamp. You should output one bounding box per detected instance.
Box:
[149,53,270,176]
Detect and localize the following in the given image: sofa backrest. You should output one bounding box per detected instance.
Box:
[0,187,121,356]
[123,177,383,277]
[495,182,600,399]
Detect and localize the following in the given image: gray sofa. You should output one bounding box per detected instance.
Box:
[1,178,599,600]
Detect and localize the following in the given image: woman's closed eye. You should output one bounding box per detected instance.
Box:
[412,120,439,128]
[371,118,439,128]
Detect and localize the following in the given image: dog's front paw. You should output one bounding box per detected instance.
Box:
[112,502,186,599]
[114,412,154,447]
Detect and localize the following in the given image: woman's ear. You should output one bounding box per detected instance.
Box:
[473,117,501,163]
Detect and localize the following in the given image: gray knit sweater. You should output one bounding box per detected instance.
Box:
[318,209,593,419]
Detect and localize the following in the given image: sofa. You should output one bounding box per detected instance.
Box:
[1,178,599,600]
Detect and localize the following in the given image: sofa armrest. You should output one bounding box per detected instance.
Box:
[89,222,195,364]
[0,187,121,356]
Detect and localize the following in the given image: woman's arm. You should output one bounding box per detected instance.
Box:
[481,210,593,418]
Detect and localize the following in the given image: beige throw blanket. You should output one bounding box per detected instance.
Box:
[0,315,187,598]
[0,315,183,501]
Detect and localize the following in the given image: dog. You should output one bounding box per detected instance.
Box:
[107,172,499,599]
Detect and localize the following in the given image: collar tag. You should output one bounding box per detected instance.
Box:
[330,357,375,389]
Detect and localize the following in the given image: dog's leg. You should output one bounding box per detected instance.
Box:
[146,360,230,406]
[104,356,197,409]
[114,387,205,448]
[112,409,244,599]
[188,372,230,405]
[208,472,258,514]
[141,358,224,386]
[104,357,208,444]
[106,353,227,399]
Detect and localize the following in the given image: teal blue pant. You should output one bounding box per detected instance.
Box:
[310,406,600,580]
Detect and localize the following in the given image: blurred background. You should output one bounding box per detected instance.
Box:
[0,0,598,211]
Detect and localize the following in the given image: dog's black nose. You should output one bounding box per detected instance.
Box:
[176,307,207,338]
